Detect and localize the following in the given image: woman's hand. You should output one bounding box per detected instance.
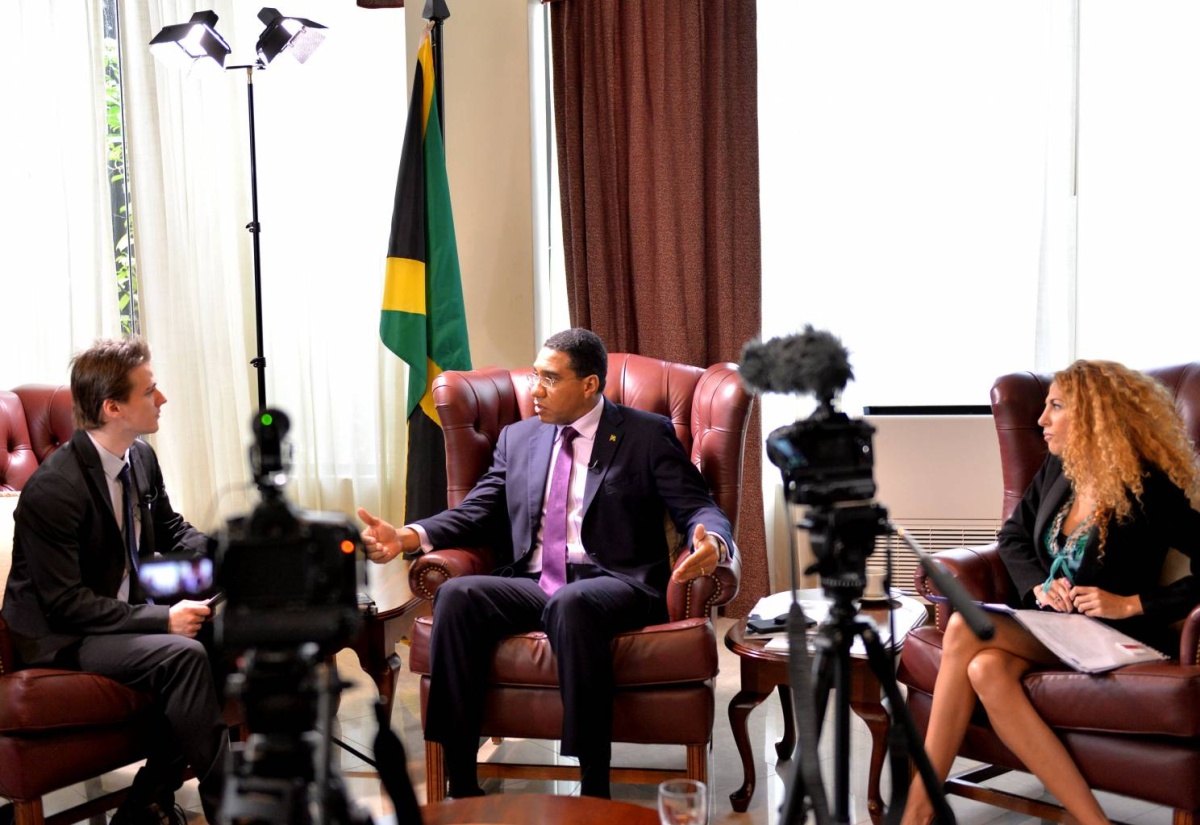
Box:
[1069,585,1142,619]
[1035,577,1074,612]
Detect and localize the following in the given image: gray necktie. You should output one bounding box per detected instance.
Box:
[118,463,148,603]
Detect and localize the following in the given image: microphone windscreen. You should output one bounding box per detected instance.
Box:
[738,339,775,394]
[738,325,854,400]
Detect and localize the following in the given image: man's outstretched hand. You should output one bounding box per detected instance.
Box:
[357,507,406,565]
[671,524,723,583]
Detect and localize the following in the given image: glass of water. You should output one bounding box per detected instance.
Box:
[658,779,708,825]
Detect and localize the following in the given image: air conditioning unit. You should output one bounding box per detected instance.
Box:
[863,414,1004,595]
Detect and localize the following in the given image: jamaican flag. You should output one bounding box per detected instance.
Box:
[380,34,470,521]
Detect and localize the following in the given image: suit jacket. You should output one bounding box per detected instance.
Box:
[417,398,733,600]
[1,429,208,666]
[998,453,1200,650]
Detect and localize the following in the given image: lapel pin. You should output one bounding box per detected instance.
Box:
[609,434,617,442]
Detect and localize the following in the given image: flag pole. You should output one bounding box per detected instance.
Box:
[423,0,451,142]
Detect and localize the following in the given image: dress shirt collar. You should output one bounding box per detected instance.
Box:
[559,396,604,442]
[87,430,131,482]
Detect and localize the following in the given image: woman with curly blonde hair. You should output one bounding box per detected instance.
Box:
[902,360,1200,825]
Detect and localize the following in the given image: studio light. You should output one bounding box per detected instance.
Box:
[148,10,231,71]
[255,7,327,65]
[149,8,327,412]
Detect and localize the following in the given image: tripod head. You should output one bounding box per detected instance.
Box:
[799,501,889,604]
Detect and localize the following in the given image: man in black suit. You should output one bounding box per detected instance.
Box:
[1,338,227,825]
[358,328,734,798]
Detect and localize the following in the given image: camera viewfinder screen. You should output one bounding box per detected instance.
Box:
[138,555,214,599]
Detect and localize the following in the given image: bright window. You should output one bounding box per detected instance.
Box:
[759,1,1056,413]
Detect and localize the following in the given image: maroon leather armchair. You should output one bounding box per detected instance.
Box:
[407,353,753,801]
[897,364,1200,824]
[0,386,165,825]
[0,385,73,492]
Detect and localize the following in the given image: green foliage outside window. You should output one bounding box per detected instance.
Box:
[104,3,138,336]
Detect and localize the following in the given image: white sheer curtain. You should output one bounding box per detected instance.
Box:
[528,0,570,344]
[1034,0,1080,371]
[1,1,119,387]
[122,1,410,600]
[1073,1,1200,367]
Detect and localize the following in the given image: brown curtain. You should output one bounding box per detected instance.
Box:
[550,0,766,616]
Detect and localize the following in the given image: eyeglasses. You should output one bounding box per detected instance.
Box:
[525,371,582,391]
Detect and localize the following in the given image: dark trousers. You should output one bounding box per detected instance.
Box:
[62,631,229,820]
[424,570,661,782]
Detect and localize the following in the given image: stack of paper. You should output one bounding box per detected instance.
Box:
[979,603,1168,674]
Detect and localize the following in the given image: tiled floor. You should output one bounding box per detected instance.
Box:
[30,616,1175,824]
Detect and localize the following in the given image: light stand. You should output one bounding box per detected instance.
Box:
[149,8,326,413]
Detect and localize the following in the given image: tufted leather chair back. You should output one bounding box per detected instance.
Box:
[991,363,1200,522]
[0,385,74,492]
[434,353,750,547]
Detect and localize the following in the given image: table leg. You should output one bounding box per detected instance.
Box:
[774,683,797,760]
[849,676,890,825]
[728,687,771,813]
[347,597,428,720]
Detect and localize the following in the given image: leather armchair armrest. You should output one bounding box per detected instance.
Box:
[409,542,743,619]
[666,549,740,621]
[914,542,1015,630]
[1181,604,1200,666]
[408,548,494,601]
[0,617,15,676]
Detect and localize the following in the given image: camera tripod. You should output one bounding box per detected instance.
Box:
[220,647,420,825]
[777,507,975,825]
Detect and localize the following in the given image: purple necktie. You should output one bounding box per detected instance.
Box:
[538,426,578,596]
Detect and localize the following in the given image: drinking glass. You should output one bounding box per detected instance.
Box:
[658,779,708,825]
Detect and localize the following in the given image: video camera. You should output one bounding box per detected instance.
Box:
[740,326,887,589]
[141,409,365,651]
[140,409,371,825]
[215,410,364,653]
[741,327,995,825]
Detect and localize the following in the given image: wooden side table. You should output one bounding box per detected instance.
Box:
[724,590,927,822]
[420,793,659,824]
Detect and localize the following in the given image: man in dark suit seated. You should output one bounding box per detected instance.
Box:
[357,328,735,799]
[0,338,228,825]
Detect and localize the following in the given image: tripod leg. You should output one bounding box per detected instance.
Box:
[780,609,833,825]
[858,625,956,825]
[809,635,836,740]
[847,660,890,824]
[824,631,856,825]
[776,683,797,760]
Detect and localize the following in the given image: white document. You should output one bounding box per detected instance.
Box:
[980,603,1168,674]
[758,590,926,656]
[749,590,831,627]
